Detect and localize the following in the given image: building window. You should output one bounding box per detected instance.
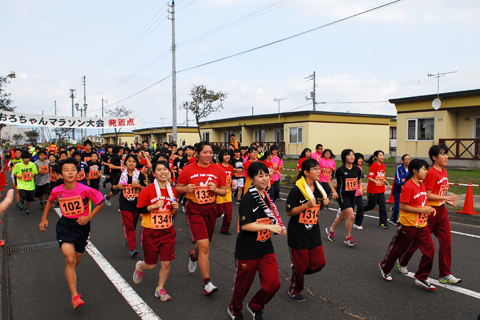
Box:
[168,135,173,143]
[275,129,284,142]
[239,131,242,144]
[407,118,434,141]
[254,130,265,142]
[289,127,303,144]
[202,132,210,142]
[223,131,229,142]
[389,127,397,139]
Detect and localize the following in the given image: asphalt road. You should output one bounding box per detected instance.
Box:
[4,181,480,320]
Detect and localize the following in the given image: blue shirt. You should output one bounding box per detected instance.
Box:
[392,164,409,196]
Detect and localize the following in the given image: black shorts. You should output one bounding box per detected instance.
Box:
[19,189,35,202]
[35,183,50,197]
[337,193,356,211]
[56,216,91,253]
[49,181,58,193]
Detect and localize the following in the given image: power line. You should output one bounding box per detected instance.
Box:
[176,0,198,12]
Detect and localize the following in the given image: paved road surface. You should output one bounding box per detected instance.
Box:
[5,182,480,320]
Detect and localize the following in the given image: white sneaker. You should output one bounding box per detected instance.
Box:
[336,208,341,218]
[397,260,408,274]
[353,224,363,230]
[415,278,436,290]
[187,250,197,273]
[439,274,462,284]
[104,195,112,206]
[203,281,218,296]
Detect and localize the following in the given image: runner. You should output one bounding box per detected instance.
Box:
[10,149,23,207]
[227,162,285,320]
[286,158,328,302]
[216,150,235,235]
[104,146,125,206]
[311,144,323,162]
[175,142,227,296]
[101,145,113,189]
[318,149,336,198]
[398,145,462,284]
[363,150,391,228]
[34,150,50,210]
[230,148,244,204]
[296,148,312,172]
[112,154,147,258]
[379,159,437,290]
[243,146,259,195]
[390,154,411,224]
[13,151,38,215]
[86,153,102,190]
[72,151,89,186]
[270,146,283,202]
[260,151,274,200]
[240,147,249,163]
[133,160,178,301]
[325,149,364,246]
[172,148,184,181]
[80,140,94,162]
[353,153,367,230]
[48,153,60,194]
[39,157,104,308]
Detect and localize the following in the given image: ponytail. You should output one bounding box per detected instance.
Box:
[404,159,429,182]
[366,150,384,166]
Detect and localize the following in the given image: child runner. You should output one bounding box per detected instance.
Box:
[296,148,312,172]
[176,142,227,295]
[325,149,364,247]
[270,146,283,202]
[86,153,102,190]
[227,162,285,320]
[286,158,328,302]
[243,147,259,195]
[34,150,50,210]
[104,146,125,206]
[353,153,367,230]
[398,145,461,284]
[311,144,323,162]
[133,160,178,301]
[72,151,89,186]
[10,149,23,208]
[229,148,244,204]
[39,157,104,308]
[379,159,437,290]
[112,154,147,258]
[318,149,336,198]
[48,154,60,194]
[240,147,249,163]
[260,151,274,200]
[390,154,411,224]
[216,150,235,235]
[363,150,391,229]
[13,151,38,215]
[172,148,184,181]
[81,140,94,162]
[102,145,113,189]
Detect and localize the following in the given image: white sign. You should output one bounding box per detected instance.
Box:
[0,111,141,129]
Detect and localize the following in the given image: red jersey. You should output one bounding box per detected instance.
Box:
[424,166,448,206]
[263,160,274,184]
[296,157,307,170]
[399,179,428,228]
[367,162,386,194]
[177,162,227,204]
[137,183,177,229]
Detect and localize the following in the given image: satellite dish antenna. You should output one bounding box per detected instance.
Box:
[432,98,441,110]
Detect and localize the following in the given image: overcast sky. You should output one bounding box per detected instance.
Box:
[2,0,480,135]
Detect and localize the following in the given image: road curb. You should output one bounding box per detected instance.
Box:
[0,211,11,320]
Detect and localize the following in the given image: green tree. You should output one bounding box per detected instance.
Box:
[0,71,17,132]
[181,85,227,140]
[25,130,40,145]
[12,133,23,145]
[53,128,80,143]
[106,106,133,143]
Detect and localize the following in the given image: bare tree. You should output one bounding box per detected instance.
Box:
[106,106,133,143]
[181,85,227,140]
[53,128,80,143]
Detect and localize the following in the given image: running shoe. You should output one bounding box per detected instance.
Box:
[203,281,218,296]
[344,237,357,247]
[236,200,241,204]
[39,203,44,211]
[133,261,144,284]
[388,220,397,225]
[130,250,138,258]
[17,202,21,210]
[247,303,264,320]
[72,294,85,309]
[221,231,232,235]
[155,287,171,301]
[188,250,197,273]
[23,209,29,215]
[352,224,363,230]
[104,195,111,206]
[379,224,389,229]
[379,263,392,281]
[118,209,121,213]
[325,227,335,241]
[439,274,462,284]
[19,202,24,211]
[288,290,305,302]
[397,260,408,274]
[415,278,436,290]
[227,307,244,320]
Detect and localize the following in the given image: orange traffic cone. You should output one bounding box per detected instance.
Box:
[457,183,480,215]
[386,181,395,204]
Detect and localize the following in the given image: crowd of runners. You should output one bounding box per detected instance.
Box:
[1,135,463,319]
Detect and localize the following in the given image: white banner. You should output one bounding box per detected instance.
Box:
[0,111,141,129]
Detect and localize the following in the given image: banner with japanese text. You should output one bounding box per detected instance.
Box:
[0,111,141,129]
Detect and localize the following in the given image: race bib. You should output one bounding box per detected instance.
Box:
[50,172,58,182]
[375,176,385,184]
[83,157,91,163]
[234,169,243,178]
[226,175,232,187]
[123,185,140,198]
[415,212,428,226]
[322,168,332,178]
[88,170,100,180]
[21,172,33,181]
[151,209,172,229]
[194,185,215,204]
[38,165,49,174]
[76,171,86,181]
[256,217,272,241]
[439,185,449,197]
[59,195,84,217]
[345,178,357,191]
[299,204,321,225]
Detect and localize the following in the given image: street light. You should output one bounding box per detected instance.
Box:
[75,102,87,141]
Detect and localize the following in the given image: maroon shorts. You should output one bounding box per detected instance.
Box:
[185,200,217,242]
[140,226,176,265]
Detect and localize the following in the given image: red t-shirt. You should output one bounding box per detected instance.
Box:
[263,160,274,184]
[296,157,307,170]
[177,162,227,204]
[399,179,428,228]
[189,157,197,165]
[137,183,177,229]
[367,162,386,194]
[424,166,448,206]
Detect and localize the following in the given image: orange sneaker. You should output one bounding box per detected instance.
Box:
[72,294,85,309]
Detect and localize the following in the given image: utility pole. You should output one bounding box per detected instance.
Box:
[186,107,188,127]
[169,1,177,143]
[69,89,76,142]
[82,76,88,141]
[305,71,316,111]
[252,106,254,116]
[102,99,107,135]
[427,71,457,97]
[54,101,57,142]
[274,98,287,113]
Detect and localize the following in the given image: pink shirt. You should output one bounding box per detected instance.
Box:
[318,158,336,183]
[49,183,104,219]
[311,152,323,162]
[271,156,283,182]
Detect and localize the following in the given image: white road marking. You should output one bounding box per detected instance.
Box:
[404,272,480,300]
[54,208,160,320]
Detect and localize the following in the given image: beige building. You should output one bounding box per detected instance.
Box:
[101,132,135,146]
[389,89,480,167]
[133,126,200,147]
